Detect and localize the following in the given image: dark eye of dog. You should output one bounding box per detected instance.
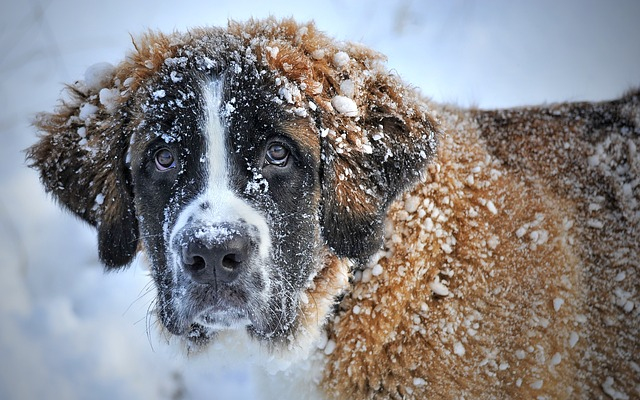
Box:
[265,143,289,167]
[154,148,176,171]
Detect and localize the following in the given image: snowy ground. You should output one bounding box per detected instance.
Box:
[1,1,639,399]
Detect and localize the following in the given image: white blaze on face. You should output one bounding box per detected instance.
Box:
[169,78,272,264]
[203,79,227,195]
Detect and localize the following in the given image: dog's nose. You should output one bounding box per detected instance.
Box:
[181,225,251,285]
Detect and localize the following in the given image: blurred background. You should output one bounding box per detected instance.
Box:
[1,1,639,399]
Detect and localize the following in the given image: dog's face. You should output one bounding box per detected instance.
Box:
[130,67,324,341]
[28,19,437,351]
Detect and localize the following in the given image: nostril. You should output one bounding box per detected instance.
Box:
[221,253,243,271]
[188,255,207,272]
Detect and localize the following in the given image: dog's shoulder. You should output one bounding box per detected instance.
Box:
[322,95,639,399]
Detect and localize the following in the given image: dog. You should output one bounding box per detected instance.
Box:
[28,18,639,399]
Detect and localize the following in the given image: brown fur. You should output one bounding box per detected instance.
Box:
[323,96,640,398]
[28,18,639,400]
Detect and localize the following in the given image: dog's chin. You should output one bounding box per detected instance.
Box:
[181,314,250,348]
[195,308,251,331]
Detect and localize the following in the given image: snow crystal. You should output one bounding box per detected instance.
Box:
[529,229,549,246]
[77,127,86,138]
[371,264,383,276]
[553,298,565,312]
[361,268,373,283]
[170,71,183,83]
[530,380,543,390]
[550,353,562,366]
[453,342,465,356]
[94,194,105,205]
[293,107,308,117]
[84,62,115,92]
[339,79,355,98]
[515,225,528,238]
[569,332,579,348]
[430,280,449,297]
[440,243,453,254]
[487,236,500,249]
[311,49,325,60]
[323,339,336,355]
[587,219,604,229]
[602,377,629,400]
[315,332,329,350]
[413,378,426,386]
[266,46,279,58]
[486,200,498,215]
[352,305,361,315]
[424,218,434,232]
[99,88,120,113]
[331,96,358,117]
[152,89,166,100]
[404,196,421,213]
[332,51,350,68]
[78,103,99,121]
[588,203,602,212]
[466,174,475,185]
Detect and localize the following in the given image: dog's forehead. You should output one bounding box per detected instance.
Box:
[130,59,321,164]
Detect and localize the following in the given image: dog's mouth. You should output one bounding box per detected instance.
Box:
[159,276,300,346]
[194,305,251,329]
[165,281,259,338]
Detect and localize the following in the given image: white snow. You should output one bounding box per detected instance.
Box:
[84,62,116,92]
[486,200,498,215]
[550,353,562,366]
[99,87,120,113]
[430,279,450,297]
[339,79,355,98]
[323,340,336,355]
[331,95,359,117]
[553,297,565,312]
[152,89,167,100]
[78,103,99,121]
[413,377,426,386]
[453,341,466,356]
[569,332,580,348]
[530,380,544,390]
[332,51,350,68]
[602,377,630,400]
[2,1,639,400]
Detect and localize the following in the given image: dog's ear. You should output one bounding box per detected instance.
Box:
[316,76,438,261]
[27,65,138,269]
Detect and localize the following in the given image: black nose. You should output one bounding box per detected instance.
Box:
[180,224,251,285]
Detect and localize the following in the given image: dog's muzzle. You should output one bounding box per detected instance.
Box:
[175,223,256,286]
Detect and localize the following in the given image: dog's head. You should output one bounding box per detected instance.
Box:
[28,19,437,352]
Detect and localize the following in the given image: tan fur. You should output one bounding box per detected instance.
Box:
[323,99,639,398]
[28,18,639,400]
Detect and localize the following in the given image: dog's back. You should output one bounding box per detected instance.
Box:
[475,92,640,397]
[322,92,639,399]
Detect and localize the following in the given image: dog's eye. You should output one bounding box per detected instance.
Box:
[265,143,289,167]
[154,148,176,171]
